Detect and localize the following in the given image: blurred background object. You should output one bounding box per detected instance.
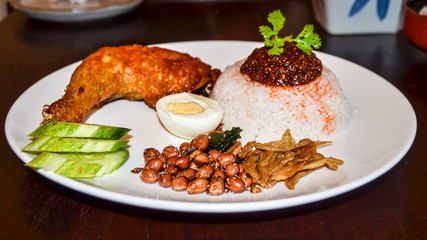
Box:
[402,0,427,51]
[1,0,8,21]
[311,0,404,35]
[7,0,144,22]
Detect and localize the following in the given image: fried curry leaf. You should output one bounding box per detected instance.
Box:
[208,127,242,152]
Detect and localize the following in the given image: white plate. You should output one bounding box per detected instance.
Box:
[8,0,143,22]
[5,41,417,213]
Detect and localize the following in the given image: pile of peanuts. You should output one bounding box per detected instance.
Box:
[132,134,262,195]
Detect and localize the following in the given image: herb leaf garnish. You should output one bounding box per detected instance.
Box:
[259,10,322,55]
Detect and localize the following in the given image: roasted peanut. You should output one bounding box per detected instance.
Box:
[171,176,189,191]
[166,156,178,165]
[179,141,191,155]
[250,184,262,194]
[225,163,240,177]
[158,173,172,188]
[196,165,214,178]
[189,149,201,158]
[164,164,178,176]
[218,152,236,168]
[144,148,161,162]
[187,178,209,194]
[144,158,164,172]
[192,134,210,151]
[239,172,253,187]
[209,150,221,162]
[175,156,191,170]
[189,161,199,170]
[131,167,144,174]
[162,145,180,158]
[193,152,212,167]
[212,169,226,179]
[226,176,245,193]
[140,169,158,184]
[177,168,196,180]
[238,164,245,173]
[207,177,225,196]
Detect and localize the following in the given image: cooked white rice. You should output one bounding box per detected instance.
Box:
[211,59,353,143]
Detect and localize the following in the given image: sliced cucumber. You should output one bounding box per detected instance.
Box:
[28,120,131,139]
[25,150,129,178]
[22,136,128,153]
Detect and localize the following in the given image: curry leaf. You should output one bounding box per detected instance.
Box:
[208,127,242,152]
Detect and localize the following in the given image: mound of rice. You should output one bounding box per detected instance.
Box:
[211,59,353,143]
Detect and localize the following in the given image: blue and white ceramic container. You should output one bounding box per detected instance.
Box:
[311,0,404,34]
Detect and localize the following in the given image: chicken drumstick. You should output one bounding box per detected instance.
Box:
[42,44,219,123]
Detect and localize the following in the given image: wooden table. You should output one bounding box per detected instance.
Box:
[1,0,426,239]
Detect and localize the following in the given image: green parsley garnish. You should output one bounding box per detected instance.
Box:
[259,10,322,55]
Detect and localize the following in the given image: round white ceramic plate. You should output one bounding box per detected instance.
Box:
[8,0,143,22]
[5,41,417,213]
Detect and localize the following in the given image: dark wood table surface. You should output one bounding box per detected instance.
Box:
[1,0,426,239]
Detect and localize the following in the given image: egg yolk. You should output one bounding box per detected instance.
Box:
[166,102,205,115]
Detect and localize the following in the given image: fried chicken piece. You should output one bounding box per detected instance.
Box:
[42,44,220,123]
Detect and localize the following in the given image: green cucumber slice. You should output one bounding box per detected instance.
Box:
[28,120,131,139]
[22,136,128,153]
[25,150,129,178]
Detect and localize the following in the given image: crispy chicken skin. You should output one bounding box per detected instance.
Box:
[42,44,219,123]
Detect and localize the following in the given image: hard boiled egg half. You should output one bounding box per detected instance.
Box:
[156,93,224,139]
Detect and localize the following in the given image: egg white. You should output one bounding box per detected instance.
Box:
[156,93,224,139]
